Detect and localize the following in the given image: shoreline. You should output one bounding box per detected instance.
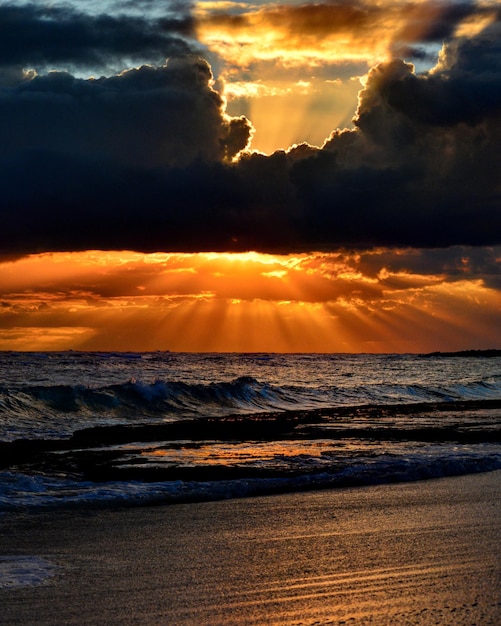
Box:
[2,397,500,493]
[1,471,501,625]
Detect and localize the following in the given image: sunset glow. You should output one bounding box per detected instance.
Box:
[1,250,499,353]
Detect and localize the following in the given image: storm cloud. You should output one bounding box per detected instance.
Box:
[0,58,251,168]
[283,28,501,249]
[0,7,500,254]
[0,2,195,75]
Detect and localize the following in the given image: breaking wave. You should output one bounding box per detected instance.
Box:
[1,374,501,441]
[1,452,500,512]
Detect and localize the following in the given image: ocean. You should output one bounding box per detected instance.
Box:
[1,351,500,511]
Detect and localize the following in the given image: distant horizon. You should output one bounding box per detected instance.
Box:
[2,348,500,356]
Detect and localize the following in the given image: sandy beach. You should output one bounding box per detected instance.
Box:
[1,471,500,625]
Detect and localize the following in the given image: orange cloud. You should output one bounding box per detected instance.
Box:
[0,250,499,352]
[196,1,494,68]
[197,3,386,66]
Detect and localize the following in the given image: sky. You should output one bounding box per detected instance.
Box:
[0,0,500,352]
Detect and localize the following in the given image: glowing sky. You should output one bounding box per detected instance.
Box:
[0,0,500,352]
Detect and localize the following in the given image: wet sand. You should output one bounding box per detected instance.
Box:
[1,471,500,625]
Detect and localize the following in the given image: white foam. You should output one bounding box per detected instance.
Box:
[0,556,56,589]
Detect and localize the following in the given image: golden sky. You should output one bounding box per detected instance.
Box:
[0,0,499,352]
[1,250,500,352]
[196,0,498,152]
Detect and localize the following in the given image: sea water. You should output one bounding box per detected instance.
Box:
[0,351,500,511]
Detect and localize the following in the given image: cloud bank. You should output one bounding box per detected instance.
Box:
[0,3,499,254]
[0,2,195,75]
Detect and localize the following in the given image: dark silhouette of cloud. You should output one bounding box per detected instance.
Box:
[290,20,501,250]
[0,3,195,73]
[0,58,251,168]
[0,13,500,255]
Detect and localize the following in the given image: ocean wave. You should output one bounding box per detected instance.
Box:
[2,353,500,513]
[1,453,500,512]
[1,375,501,442]
[0,376,292,419]
[2,376,501,416]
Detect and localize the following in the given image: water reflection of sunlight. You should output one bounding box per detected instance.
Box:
[142,440,347,467]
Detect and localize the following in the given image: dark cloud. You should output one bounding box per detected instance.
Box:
[0,2,195,73]
[226,24,500,253]
[0,24,500,255]
[0,149,248,253]
[0,57,251,168]
[281,22,501,250]
[0,55,253,253]
[392,1,482,45]
[354,246,501,289]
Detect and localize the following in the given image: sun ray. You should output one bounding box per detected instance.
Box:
[0,250,499,353]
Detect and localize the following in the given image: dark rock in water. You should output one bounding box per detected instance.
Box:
[2,399,500,485]
[421,349,501,358]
